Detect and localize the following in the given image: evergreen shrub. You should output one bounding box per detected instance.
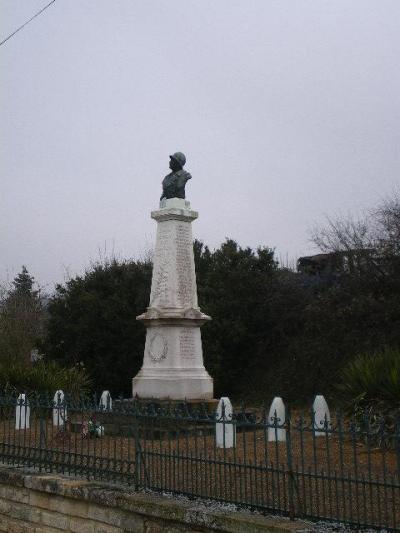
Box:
[0,360,91,399]
[336,347,400,436]
[337,348,400,406]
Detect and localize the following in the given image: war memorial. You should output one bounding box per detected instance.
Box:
[132,152,214,400]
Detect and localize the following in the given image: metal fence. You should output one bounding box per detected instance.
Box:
[0,393,399,531]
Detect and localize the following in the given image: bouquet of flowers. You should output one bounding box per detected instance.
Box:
[82,418,104,438]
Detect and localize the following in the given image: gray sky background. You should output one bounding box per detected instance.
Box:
[1,1,399,291]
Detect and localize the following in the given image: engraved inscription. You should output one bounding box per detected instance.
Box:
[149,333,168,363]
[179,329,196,359]
[175,223,193,307]
[150,225,172,306]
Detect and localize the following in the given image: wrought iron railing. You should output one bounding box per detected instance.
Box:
[1,393,399,531]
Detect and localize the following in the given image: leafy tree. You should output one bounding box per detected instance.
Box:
[42,259,152,395]
[0,266,46,365]
[195,239,281,397]
[12,265,36,297]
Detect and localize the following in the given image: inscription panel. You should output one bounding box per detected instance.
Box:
[179,329,196,359]
[150,225,172,306]
[175,223,193,307]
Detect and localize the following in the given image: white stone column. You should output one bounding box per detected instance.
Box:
[132,198,213,400]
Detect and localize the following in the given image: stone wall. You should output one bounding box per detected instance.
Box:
[0,465,309,532]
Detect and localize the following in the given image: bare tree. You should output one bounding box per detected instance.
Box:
[372,193,400,257]
[310,214,371,254]
[310,191,400,277]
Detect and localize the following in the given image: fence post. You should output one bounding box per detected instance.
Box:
[313,395,331,437]
[134,410,141,491]
[99,390,112,411]
[15,394,30,430]
[39,416,46,473]
[268,397,286,442]
[53,390,67,427]
[285,406,296,521]
[216,397,235,448]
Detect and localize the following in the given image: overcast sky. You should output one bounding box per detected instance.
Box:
[1,0,399,290]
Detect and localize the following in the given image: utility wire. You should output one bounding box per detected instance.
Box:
[0,0,56,48]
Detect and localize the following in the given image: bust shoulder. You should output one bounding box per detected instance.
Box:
[176,170,192,181]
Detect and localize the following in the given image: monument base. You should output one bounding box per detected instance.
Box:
[132,367,213,400]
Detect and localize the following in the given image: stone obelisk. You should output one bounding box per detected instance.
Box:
[132,153,213,400]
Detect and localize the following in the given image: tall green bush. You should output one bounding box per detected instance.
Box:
[0,360,91,399]
[41,259,152,396]
[0,266,47,365]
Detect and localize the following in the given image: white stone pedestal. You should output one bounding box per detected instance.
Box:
[132,198,213,400]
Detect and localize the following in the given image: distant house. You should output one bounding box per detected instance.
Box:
[297,249,379,276]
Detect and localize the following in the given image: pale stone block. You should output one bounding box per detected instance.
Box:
[15,394,30,430]
[313,395,331,437]
[0,498,12,514]
[215,397,235,448]
[87,504,120,525]
[28,490,51,509]
[70,516,122,533]
[7,501,41,524]
[53,390,67,427]
[267,397,286,442]
[40,509,70,529]
[48,495,88,518]
[87,504,144,531]
[0,516,32,533]
[119,513,145,532]
[0,484,29,504]
[69,517,97,533]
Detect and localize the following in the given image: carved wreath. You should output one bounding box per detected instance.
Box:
[149,333,168,363]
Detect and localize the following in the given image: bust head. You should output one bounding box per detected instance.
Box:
[169,152,186,172]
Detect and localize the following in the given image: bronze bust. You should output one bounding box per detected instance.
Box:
[160,152,192,200]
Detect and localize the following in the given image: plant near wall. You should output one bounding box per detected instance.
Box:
[336,347,400,442]
[0,360,91,399]
[337,347,400,408]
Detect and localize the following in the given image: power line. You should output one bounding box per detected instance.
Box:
[0,0,56,48]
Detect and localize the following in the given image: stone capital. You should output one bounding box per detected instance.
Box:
[151,198,198,223]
